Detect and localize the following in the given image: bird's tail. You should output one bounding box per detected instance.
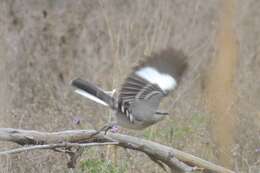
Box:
[71,78,116,109]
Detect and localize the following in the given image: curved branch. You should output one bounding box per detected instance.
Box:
[0,128,235,173]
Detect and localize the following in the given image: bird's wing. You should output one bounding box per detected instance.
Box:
[118,48,188,122]
[118,74,165,123]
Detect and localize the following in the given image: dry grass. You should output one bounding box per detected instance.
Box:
[0,0,259,172]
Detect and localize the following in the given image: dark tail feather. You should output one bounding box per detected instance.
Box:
[71,78,115,108]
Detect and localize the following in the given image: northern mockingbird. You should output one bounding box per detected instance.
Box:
[71,48,187,130]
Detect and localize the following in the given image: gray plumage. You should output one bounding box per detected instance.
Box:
[71,48,188,130]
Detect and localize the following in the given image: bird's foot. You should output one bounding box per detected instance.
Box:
[96,122,119,135]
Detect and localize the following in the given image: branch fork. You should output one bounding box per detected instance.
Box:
[0,128,235,173]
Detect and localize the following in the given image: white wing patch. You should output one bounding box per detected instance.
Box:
[135,67,177,91]
[74,89,108,106]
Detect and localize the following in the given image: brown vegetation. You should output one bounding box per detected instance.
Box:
[0,0,259,172]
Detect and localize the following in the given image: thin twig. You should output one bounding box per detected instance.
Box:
[0,142,118,155]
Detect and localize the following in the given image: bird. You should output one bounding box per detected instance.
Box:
[71,48,188,130]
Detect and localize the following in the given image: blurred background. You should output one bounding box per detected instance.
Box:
[0,0,259,172]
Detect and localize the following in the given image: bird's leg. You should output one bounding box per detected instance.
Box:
[95,122,119,135]
[102,90,119,134]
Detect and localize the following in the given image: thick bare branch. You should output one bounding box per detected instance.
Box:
[0,128,235,173]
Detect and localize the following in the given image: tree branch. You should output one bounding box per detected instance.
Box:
[0,128,235,173]
[0,142,119,155]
